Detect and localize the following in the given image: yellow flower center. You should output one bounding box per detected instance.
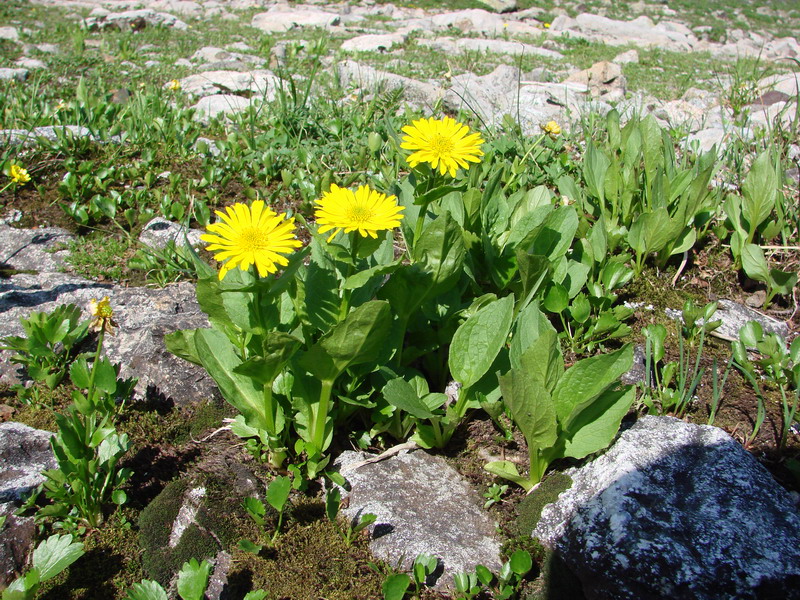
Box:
[346,204,373,225]
[429,134,455,157]
[239,226,270,250]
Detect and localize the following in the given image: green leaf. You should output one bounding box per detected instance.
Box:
[243,592,268,600]
[382,378,437,419]
[193,328,270,431]
[233,332,302,386]
[342,262,400,290]
[509,550,532,576]
[510,302,562,383]
[552,345,633,430]
[483,461,532,491]
[299,300,392,381]
[266,475,292,512]
[449,295,514,389]
[770,268,798,295]
[741,244,770,283]
[382,573,411,600]
[125,580,168,600]
[176,559,211,600]
[543,283,568,314]
[583,143,610,203]
[325,487,341,522]
[499,359,558,452]
[238,539,263,554]
[411,212,466,296]
[2,569,40,600]
[164,329,203,366]
[68,358,91,389]
[32,534,85,582]
[522,206,578,261]
[562,386,635,459]
[741,151,778,234]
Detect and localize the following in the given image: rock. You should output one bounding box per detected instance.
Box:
[552,13,696,50]
[139,217,204,251]
[111,88,132,104]
[687,127,726,153]
[752,90,791,107]
[336,60,442,109]
[190,46,263,67]
[0,502,35,588]
[0,68,28,82]
[35,43,59,54]
[759,72,800,97]
[0,224,74,272]
[612,49,639,64]
[565,61,626,98]
[475,0,517,13]
[0,26,19,41]
[0,256,216,405]
[179,70,280,99]
[251,6,340,33]
[533,415,800,600]
[82,9,188,31]
[340,33,406,53]
[0,422,56,503]
[191,94,253,120]
[0,405,14,422]
[457,38,562,59]
[149,0,202,17]
[138,450,259,587]
[444,65,562,135]
[0,125,122,147]
[335,449,502,589]
[429,9,505,35]
[711,298,789,342]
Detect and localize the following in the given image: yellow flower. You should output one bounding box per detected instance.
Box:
[201,200,302,280]
[10,164,30,185]
[89,296,118,335]
[314,184,404,242]
[540,120,561,138]
[55,100,66,111]
[401,116,485,178]
[168,79,181,91]
[544,22,551,28]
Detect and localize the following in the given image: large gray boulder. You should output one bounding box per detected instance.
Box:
[336,60,443,110]
[335,448,502,589]
[533,416,800,600]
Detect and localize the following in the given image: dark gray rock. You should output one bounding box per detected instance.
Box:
[0,225,74,272]
[0,502,35,587]
[0,422,55,503]
[335,448,502,589]
[533,415,800,600]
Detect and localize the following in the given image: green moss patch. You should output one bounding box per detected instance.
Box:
[516,472,573,538]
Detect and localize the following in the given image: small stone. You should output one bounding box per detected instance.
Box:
[612,49,639,64]
[0,68,28,82]
[0,405,15,422]
[111,88,132,104]
[0,26,19,41]
[745,290,766,308]
[14,58,46,70]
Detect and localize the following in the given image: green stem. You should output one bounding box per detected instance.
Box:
[86,328,106,408]
[311,378,335,455]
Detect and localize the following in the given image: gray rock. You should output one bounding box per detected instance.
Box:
[0,422,55,503]
[687,127,726,153]
[711,298,789,342]
[35,43,59,54]
[179,70,279,99]
[190,46,263,67]
[336,60,442,109]
[533,415,800,600]
[82,9,188,31]
[251,7,340,33]
[340,33,406,53]
[0,501,35,587]
[0,225,74,272]
[475,0,517,13]
[191,94,253,121]
[455,37,562,59]
[0,26,19,41]
[335,449,502,589]
[0,261,215,405]
[0,68,28,82]
[138,217,204,251]
[15,58,46,70]
[612,49,639,64]
[565,60,626,98]
[0,125,121,147]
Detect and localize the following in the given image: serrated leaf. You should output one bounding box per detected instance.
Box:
[176,558,211,600]
[125,580,168,600]
[32,534,85,582]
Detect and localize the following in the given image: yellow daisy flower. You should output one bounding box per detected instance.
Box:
[400,116,485,178]
[89,296,118,335]
[314,184,404,242]
[10,164,30,185]
[201,200,302,280]
[168,79,181,91]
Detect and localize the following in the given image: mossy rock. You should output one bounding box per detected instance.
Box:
[516,472,573,538]
[138,455,261,586]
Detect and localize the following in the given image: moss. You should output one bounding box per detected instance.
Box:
[516,472,573,538]
[235,498,386,600]
[38,509,145,599]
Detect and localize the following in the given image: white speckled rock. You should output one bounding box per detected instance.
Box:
[335,449,502,589]
[533,415,800,600]
[0,422,56,503]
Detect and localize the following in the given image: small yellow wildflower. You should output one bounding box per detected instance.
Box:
[314,184,404,243]
[168,79,181,91]
[401,116,485,178]
[201,200,302,280]
[89,296,118,335]
[540,120,561,139]
[54,100,66,112]
[10,164,30,185]
[544,22,551,28]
